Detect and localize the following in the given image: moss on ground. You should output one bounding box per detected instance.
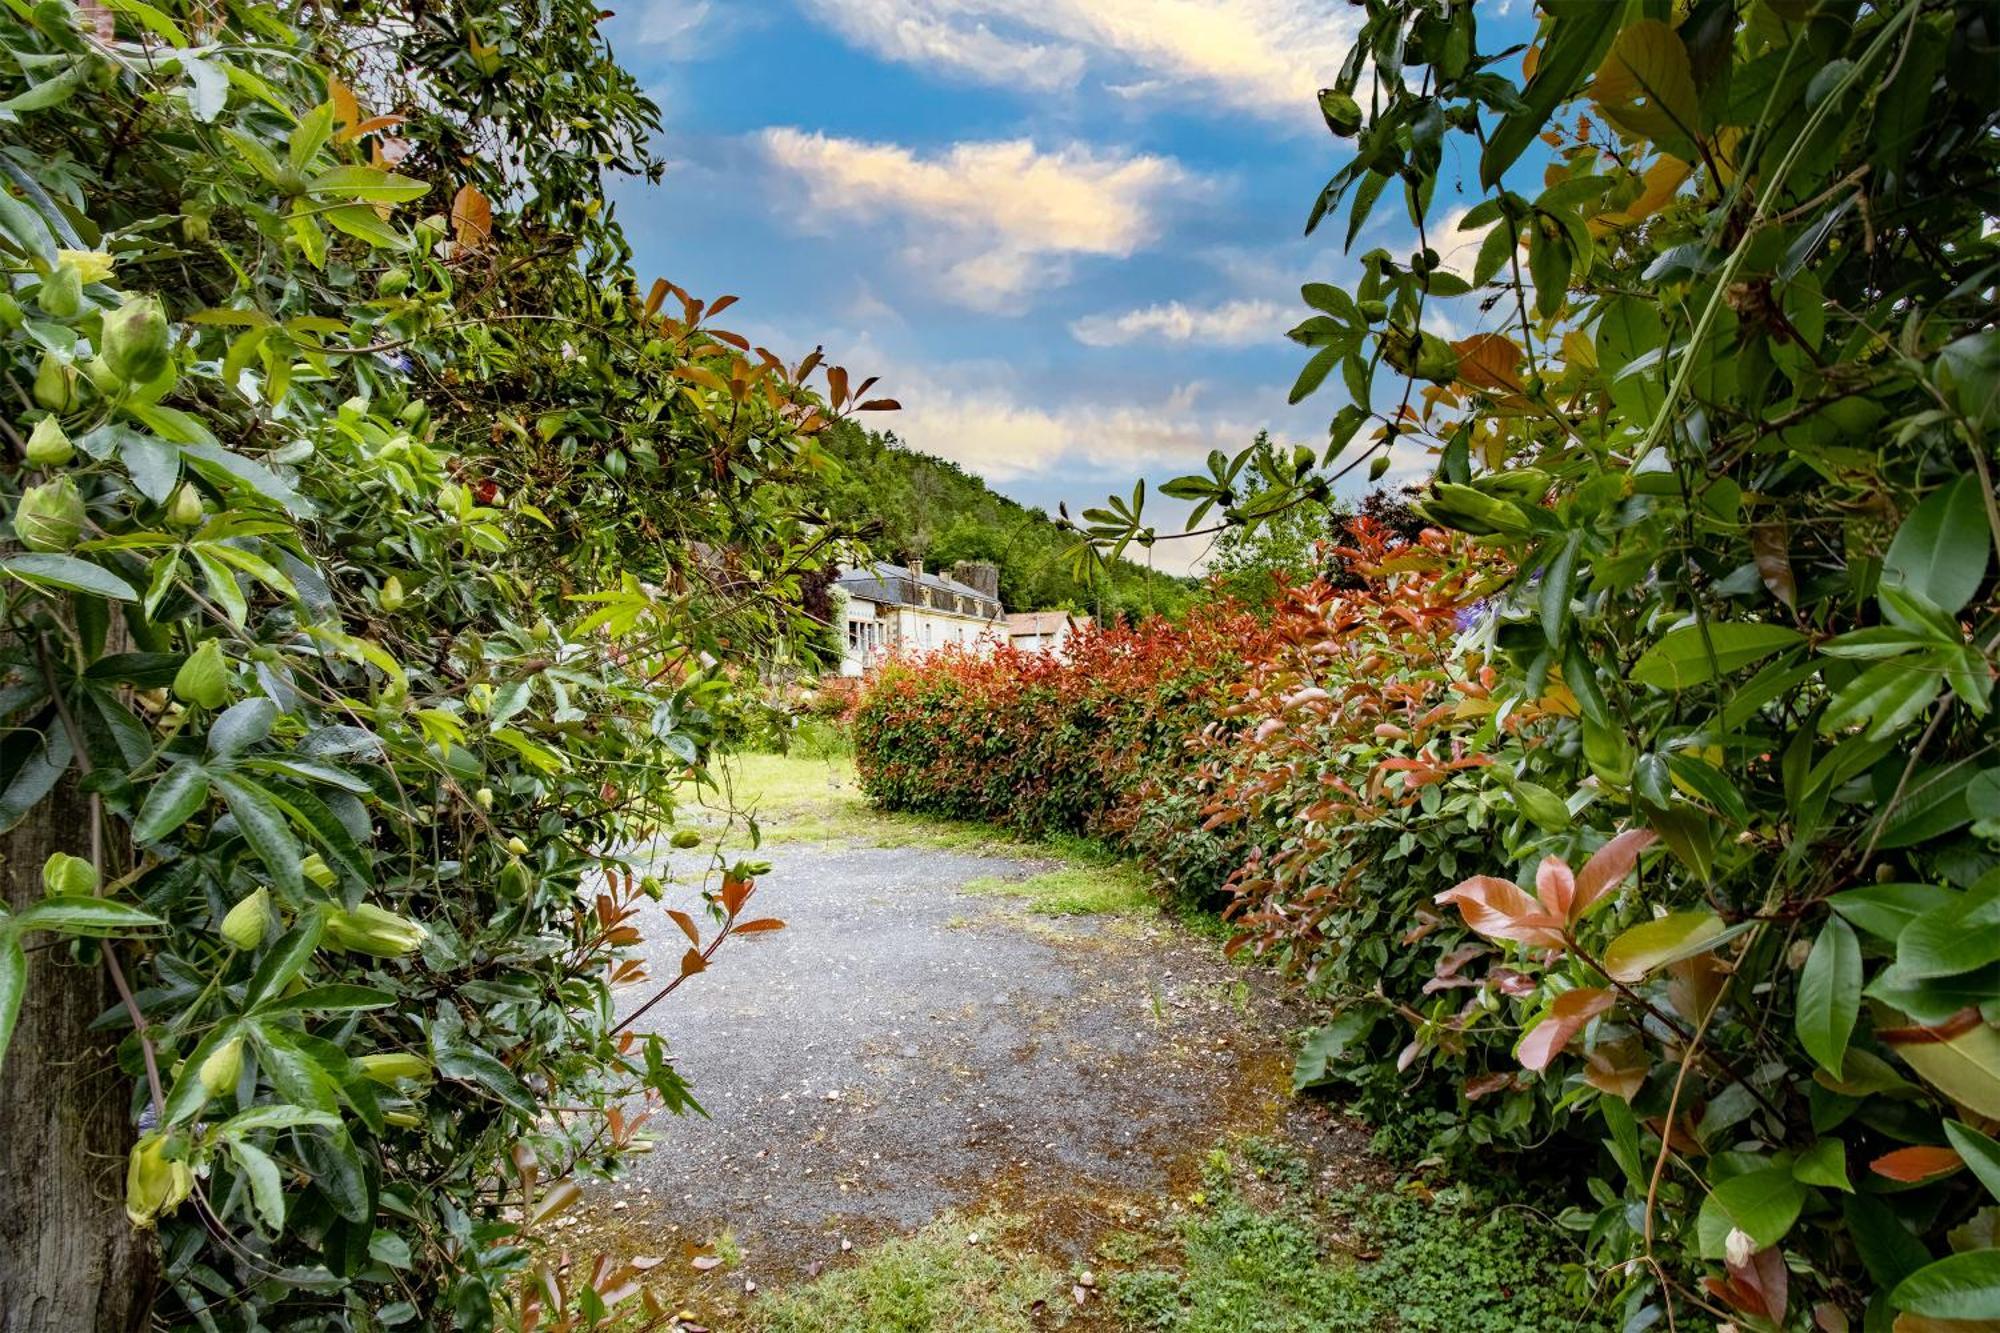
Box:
[751,1214,1072,1333]
[959,862,1156,916]
[1104,1141,1610,1332]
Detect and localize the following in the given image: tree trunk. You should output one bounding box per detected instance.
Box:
[0,773,152,1330]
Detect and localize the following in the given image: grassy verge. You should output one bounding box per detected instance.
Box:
[1103,1141,1609,1333]
[702,754,1159,917]
[751,1214,1074,1333]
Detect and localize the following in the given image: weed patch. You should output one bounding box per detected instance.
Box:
[752,1214,1069,1333]
[1106,1143,1609,1332]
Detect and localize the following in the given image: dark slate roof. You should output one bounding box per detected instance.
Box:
[836,562,1002,616]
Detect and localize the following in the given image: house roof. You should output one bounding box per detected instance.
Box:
[836,562,1002,616]
[1007,611,1083,635]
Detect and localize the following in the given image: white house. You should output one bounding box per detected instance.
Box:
[834,561,1005,676]
[1005,610,1089,656]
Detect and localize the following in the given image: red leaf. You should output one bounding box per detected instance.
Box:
[1534,856,1576,921]
[1435,875,1566,948]
[1570,828,1657,922]
[1517,987,1615,1071]
[666,909,700,947]
[1869,1145,1963,1183]
[732,917,786,934]
[678,948,707,979]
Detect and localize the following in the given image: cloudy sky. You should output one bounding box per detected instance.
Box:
[602,1,1532,571]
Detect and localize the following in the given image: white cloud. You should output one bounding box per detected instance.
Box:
[759,128,1191,308]
[1433,204,1497,282]
[800,0,1363,125]
[1070,297,1287,347]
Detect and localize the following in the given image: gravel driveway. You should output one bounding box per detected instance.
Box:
[563,835,1360,1305]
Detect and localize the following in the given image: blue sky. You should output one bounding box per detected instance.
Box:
[601,1,1532,571]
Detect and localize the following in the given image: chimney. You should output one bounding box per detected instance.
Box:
[907,557,924,579]
[951,560,1001,602]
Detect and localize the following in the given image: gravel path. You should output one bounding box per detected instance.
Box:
[563,833,1370,1306]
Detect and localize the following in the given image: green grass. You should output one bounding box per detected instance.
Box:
[1106,1142,1611,1333]
[960,862,1156,916]
[752,1214,1071,1333]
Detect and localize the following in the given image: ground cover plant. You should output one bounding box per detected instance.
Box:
[866,0,2000,1326]
[0,0,886,1326]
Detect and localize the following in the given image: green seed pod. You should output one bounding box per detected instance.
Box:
[198,1036,243,1095]
[301,852,337,889]
[39,263,82,319]
[220,887,274,949]
[25,416,74,467]
[497,857,531,901]
[474,787,494,811]
[377,267,411,296]
[504,836,530,857]
[32,353,81,412]
[323,902,427,957]
[1317,89,1363,137]
[379,575,405,611]
[355,1052,432,1085]
[0,291,21,328]
[101,295,171,384]
[670,829,702,849]
[166,482,204,528]
[15,477,85,551]
[173,639,230,708]
[124,1131,193,1229]
[41,851,99,897]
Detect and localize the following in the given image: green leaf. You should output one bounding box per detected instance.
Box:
[1629,623,1801,690]
[293,1123,372,1223]
[1293,1010,1375,1091]
[1887,1015,2000,1118]
[7,898,163,938]
[132,762,210,843]
[1709,1166,1805,1249]
[244,918,323,1011]
[1792,1138,1851,1192]
[1844,1193,1933,1289]
[162,1023,240,1125]
[1821,659,1943,741]
[1944,1120,2000,1203]
[1289,344,1343,405]
[1796,916,1861,1075]
[179,442,315,516]
[0,554,139,602]
[1601,911,1747,983]
[433,1035,536,1118]
[213,773,304,895]
[0,721,71,834]
[215,1104,340,1136]
[0,935,23,1076]
[208,698,278,758]
[1539,531,1581,647]
[323,204,407,249]
[1891,1251,2000,1319]
[1830,882,1958,942]
[307,166,429,202]
[1896,880,2000,979]
[253,984,395,1015]
[1883,475,1990,616]
[230,1139,287,1231]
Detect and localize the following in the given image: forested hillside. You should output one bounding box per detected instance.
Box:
[811,422,1194,619]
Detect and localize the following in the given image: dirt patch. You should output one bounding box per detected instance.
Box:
[562,837,1380,1327]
